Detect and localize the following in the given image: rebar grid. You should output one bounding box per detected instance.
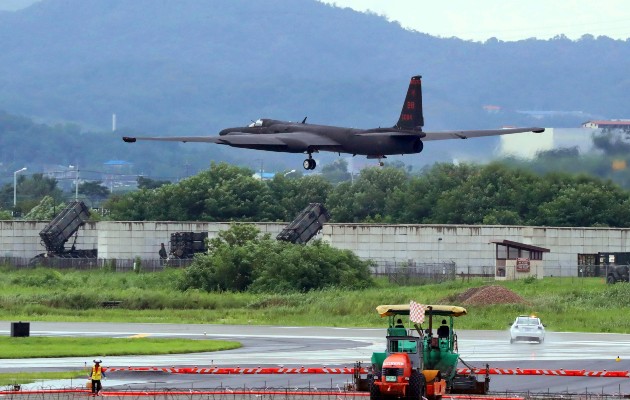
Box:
[1,386,629,400]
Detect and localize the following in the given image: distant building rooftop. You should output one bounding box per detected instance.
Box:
[253,172,276,180]
[490,239,550,253]
[104,160,133,166]
[517,110,587,119]
[582,120,630,129]
[483,105,502,113]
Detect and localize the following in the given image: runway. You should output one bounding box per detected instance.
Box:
[1,321,629,394]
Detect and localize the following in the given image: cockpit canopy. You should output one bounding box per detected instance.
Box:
[248,119,264,128]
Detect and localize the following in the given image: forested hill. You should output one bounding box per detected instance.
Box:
[0,0,629,176]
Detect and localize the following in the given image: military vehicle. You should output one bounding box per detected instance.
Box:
[30,201,96,265]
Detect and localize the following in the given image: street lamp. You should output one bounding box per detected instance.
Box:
[13,167,27,207]
[69,164,78,200]
[283,169,296,177]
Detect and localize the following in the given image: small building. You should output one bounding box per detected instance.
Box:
[491,240,550,280]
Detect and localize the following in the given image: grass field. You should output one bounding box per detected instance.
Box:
[1,267,629,333]
[0,336,241,359]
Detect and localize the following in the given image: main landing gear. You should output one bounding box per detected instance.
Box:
[369,155,385,166]
[303,155,316,170]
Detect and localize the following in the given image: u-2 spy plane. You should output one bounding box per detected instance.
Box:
[123,76,544,170]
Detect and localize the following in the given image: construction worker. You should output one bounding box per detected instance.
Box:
[89,359,105,396]
[159,243,168,265]
[437,319,450,339]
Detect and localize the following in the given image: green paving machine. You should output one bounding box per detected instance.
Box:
[355,304,489,397]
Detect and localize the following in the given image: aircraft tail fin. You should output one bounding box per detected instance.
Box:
[395,75,424,131]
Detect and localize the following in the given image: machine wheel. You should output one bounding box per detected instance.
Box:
[369,376,381,400]
[407,370,425,400]
[302,158,316,170]
[607,275,616,284]
[510,337,514,344]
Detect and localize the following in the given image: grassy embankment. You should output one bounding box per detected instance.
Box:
[0,337,240,358]
[1,267,629,333]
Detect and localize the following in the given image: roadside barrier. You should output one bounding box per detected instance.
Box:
[459,367,630,378]
[103,366,630,378]
[105,366,356,374]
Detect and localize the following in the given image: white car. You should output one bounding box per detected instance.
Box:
[509,315,545,343]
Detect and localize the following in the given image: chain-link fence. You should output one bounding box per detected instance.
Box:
[544,263,625,279]
[2,256,622,284]
[370,260,499,285]
[371,260,456,285]
[0,256,194,271]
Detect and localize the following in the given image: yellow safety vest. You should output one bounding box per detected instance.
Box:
[91,365,102,380]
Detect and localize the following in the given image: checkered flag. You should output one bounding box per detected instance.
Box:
[409,300,426,324]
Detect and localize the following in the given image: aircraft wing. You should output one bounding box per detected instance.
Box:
[421,127,544,141]
[122,132,340,147]
[123,136,224,143]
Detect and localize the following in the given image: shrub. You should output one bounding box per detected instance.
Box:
[179,224,373,293]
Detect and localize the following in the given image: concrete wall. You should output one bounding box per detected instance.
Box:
[0,220,98,257]
[321,224,630,276]
[3,221,630,276]
[96,221,286,259]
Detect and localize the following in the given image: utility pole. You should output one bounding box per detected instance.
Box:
[13,167,27,207]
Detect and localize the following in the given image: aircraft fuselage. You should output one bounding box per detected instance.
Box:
[219,119,423,156]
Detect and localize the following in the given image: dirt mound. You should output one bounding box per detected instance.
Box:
[449,285,526,305]
[451,287,481,303]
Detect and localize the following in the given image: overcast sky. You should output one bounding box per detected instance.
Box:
[321,0,630,41]
[0,0,36,11]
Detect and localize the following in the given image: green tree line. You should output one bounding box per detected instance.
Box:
[5,161,630,227]
[100,162,630,227]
